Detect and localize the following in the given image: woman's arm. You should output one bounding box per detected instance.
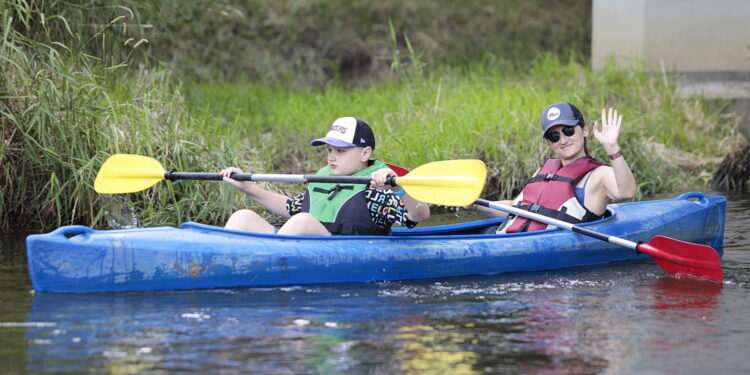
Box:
[472,199,514,217]
[592,108,636,201]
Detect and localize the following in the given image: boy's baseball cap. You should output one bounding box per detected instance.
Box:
[310,117,376,149]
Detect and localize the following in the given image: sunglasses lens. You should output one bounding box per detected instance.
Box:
[545,132,560,143]
[562,126,576,137]
[545,126,577,143]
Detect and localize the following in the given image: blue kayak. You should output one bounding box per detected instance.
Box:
[26,192,726,293]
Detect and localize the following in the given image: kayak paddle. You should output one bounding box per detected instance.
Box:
[475,199,724,282]
[94,154,487,206]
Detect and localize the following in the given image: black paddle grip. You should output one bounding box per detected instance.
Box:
[165,171,226,181]
[571,225,611,242]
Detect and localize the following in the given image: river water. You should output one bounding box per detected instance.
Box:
[1,193,749,374]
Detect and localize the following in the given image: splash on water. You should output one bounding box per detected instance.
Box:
[100,194,139,229]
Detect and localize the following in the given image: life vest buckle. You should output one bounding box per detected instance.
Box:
[327,185,342,200]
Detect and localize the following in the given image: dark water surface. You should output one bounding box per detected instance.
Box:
[1,194,749,374]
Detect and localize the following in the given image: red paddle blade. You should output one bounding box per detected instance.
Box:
[637,236,723,282]
[386,163,410,177]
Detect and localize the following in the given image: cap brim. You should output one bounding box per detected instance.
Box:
[543,119,580,133]
[309,137,356,147]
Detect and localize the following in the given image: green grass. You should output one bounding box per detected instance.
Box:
[1,1,742,232]
[184,55,740,203]
[1,0,592,84]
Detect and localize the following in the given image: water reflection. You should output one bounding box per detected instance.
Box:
[0,234,31,375]
[25,277,622,374]
[18,262,750,374]
[395,324,479,374]
[643,277,726,374]
[8,193,750,374]
[649,277,723,318]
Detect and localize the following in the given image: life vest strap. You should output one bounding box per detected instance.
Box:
[312,185,354,200]
[514,202,585,225]
[525,173,575,186]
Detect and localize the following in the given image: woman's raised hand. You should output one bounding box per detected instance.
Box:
[593,107,623,150]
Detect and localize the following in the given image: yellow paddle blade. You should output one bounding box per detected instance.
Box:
[94,154,167,194]
[396,159,486,206]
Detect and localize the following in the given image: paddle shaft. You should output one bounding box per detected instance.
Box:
[475,198,638,251]
[165,171,396,185]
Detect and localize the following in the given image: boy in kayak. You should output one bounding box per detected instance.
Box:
[472,102,636,233]
[221,117,430,235]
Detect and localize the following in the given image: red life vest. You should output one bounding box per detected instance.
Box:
[500,157,605,233]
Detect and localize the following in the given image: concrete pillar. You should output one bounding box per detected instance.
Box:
[592,0,750,141]
[592,0,645,70]
[592,0,750,73]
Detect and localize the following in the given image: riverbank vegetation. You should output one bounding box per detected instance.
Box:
[1,1,742,231]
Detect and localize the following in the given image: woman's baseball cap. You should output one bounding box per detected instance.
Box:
[541,102,584,135]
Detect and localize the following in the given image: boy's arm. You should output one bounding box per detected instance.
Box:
[222,167,292,218]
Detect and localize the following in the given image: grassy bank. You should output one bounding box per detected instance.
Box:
[2,41,740,231]
[1,0,589,84]
[185,56,740,202]
[1,2,741,232]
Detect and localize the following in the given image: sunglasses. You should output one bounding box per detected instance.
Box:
[544,126,577,143]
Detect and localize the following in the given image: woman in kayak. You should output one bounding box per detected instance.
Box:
[473,102,636,233]
[221,117,430,235]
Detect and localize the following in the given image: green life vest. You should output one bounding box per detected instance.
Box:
[302,159,389,235]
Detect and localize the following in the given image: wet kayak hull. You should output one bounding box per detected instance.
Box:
[26,192,725,292]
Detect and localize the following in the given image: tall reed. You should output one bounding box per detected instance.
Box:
[1,2,234,231]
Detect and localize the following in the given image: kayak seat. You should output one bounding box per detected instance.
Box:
[391,217,505,236]
[470,207,614,235]
[476,224,501,235]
